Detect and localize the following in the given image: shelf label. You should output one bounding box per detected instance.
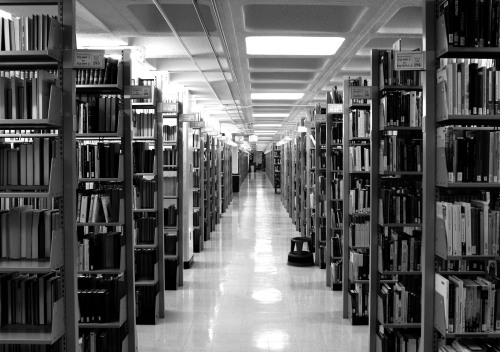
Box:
[130,85,152,99]
[304,121,314,128]
[158,102,179,114]
[73,50,105,69]
[190,121,205,128]
[314,114,327,123]
[327,104,343,114]
[351,86,372,100]
[179,114,196,122]
[394,51,425,71]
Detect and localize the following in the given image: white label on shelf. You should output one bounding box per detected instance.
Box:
[73,50,105,69]
[158,102,178,114]
[130,85,152,99]
[351,86,372,100]
[327,104,343,114]
[315,114,327,123]
[190,121,205,128]
[304,121,314,128]
[179,114,196,122]
[394,51,425,71]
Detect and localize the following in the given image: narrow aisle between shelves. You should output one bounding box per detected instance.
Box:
[137,171,368,352]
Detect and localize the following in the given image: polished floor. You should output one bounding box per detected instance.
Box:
[137,171,369,352]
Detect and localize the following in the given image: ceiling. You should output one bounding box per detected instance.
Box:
[75,0,423,150]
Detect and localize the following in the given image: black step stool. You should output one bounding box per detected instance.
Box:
[287,237,314,267]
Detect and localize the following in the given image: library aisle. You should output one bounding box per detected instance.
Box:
[138,171,368,352]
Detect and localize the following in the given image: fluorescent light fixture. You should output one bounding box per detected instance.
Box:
[253,113,289,118]
[253,124,283,127]
[253,130,277,133]
[251,93,303,100]
[246,36,345,56]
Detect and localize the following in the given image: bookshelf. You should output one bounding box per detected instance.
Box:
[233,146,248,192]
[161,102,180,289]
[343,78,373,325]
[369,48,424,351]
[131,79,163,324]
[325,89,344,289]
[0,2,76,350]
[179,113,194,270]
[191,120,204,253]
[204,135,212,239]
[314,106,327,269]
[306,116,316,260]
[274,144,282,193]
[423,1,500,351]
[75,49,137,351]
[295,129,307,235]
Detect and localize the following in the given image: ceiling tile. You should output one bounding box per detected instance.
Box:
[378,6,423,35]
[243,4,368,33]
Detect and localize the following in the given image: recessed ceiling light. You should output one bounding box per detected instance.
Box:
[251,93,303,100]
[246,36,345,56]
[253,114,289,118]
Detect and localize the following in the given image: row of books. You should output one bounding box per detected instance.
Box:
[349,145,370,172]
[379,50,423,87]
[134,216,156,245]
[75,58,120,85]
[441,127,500,183]
[436,273,500,333]
[77,232,122,272]
[439,58,500,116]
[79,327,126,352]
[331,261,342,286]
[163,175,177,197]
[0,15,57,52]
[349,77,370,104]
[0,139,55,186]
[162,125,177,142]
[350,283,369,318]
[132,110,155,137]
[379,186,422,224]
[0,344,63,352]
[330,178,344,200]
[193,133,200,149]
[77,276,124,323]
[437,199,500,256]
[132,78,155,104]
[350,218,370,248]
[331,207,343,228]
[441,340,500,352]
[439,0,500,48]
[331,149,342,171]
[380,135,423,172]
[380,228,422,272]
[193,150,200,168]
[377,329,420,352]
[331,233,342,258]
[0,71,56,120]
[349,180,370,213]
[437,258,490,273]
[0,197,52,212]
[134,248,157,281]
[379,277,422,324]
[133,142,155,174]
[193,210,200,227]
[77,143,122,179]
[193,190,201,208]
[76,95,120,134]
[331,121,343,144]
[0,272,60,326]
[193,170,201,189]
[76,188,123,224]
[349,250,369,280]
[319,151,326,169]
[164,205,177,227]
[0,207,57,260]
[380,92,422,130]
[163,147,177,166]
[133,177,156,210]
[136,285,158,325]
[349,110,371,139]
